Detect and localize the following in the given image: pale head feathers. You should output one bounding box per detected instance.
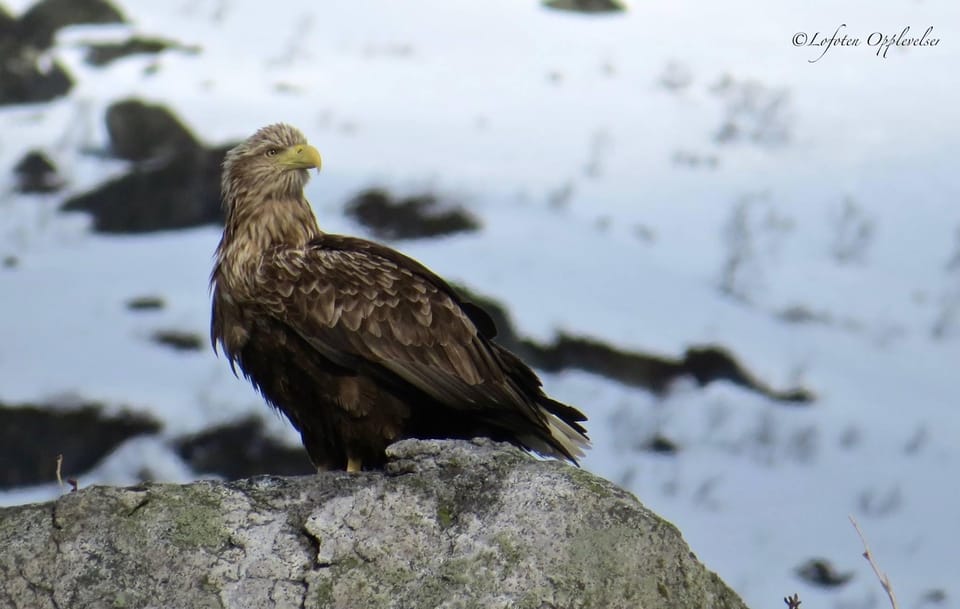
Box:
[221,123,321,215]
[215,123,323,279]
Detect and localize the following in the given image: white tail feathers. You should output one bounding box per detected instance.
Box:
[546,413,591,462]
[521,410,590,464]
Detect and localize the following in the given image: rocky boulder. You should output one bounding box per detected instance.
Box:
[0,439,748,609]
[61,99,232,233]
[104,99,198,162]
[15,0,124,49]
[0,0,125,106]
[0,401,161,489]
[12,150,63,194]
[345,188,481,240]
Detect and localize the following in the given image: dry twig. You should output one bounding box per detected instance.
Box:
[56,454,78,492]
[850,515,900,609]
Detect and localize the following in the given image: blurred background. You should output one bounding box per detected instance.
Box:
[1,0,958,606]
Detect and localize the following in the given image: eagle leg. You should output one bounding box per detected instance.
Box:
[346,456,363,473]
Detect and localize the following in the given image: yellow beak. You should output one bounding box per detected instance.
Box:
[278,144,322,171]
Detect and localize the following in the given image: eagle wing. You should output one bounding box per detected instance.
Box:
[252,235,539,416]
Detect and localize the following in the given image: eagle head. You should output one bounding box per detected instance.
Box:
[221,123,323,210]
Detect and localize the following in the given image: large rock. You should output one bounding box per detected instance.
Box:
[0,401,161,489]
[542,0,626,14]
[0,0,125,106]
[12,150,64,193]
[0,5,15,36]
[456,284,814,404]
[16,0,124,49]
[60,99,231,233]
[0,439,748,609]
[104,99,198,162]
[345,188,481,240]
[0,42,72,105]
[83,36,197,67]
[174,416,315,479]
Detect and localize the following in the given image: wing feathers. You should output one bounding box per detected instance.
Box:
[252,236,585,456]
[262,243,503,390]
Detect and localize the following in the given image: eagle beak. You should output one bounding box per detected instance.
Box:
[280,144,322,172]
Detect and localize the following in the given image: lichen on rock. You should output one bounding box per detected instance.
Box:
[0,439,749,609]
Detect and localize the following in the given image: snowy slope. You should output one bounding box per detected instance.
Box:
[2,0,959,606]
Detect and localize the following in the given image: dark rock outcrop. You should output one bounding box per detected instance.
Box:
[0,43,72,106]
[458,284,814,404]
[345,188,481,240]
[83,36,199,67]
[0,0,125,105]
[61,143,229,232]
[0,5,14,36]
[0,401,161,489]
[15,0,124,49]
[527,336,814,403]
[61,99,233,233]
[543,0,626,14]
[174,416,314,479]
[795,558,854,588]
[0,439,749,609]
[125,295,165,311]
[13,150,63,193]
[150,329,204,352]
[104,99,198,162]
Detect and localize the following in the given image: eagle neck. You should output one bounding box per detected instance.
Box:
[216,195,320,289]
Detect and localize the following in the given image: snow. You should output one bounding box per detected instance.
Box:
[2,0,959,606]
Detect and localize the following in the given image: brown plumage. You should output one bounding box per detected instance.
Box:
[210,123,589,472]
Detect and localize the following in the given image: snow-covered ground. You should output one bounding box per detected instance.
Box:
[2,0,959,606]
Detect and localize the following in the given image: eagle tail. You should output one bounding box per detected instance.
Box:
[531,396,591,465]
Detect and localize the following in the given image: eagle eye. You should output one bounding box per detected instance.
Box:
[265,148,281,157]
